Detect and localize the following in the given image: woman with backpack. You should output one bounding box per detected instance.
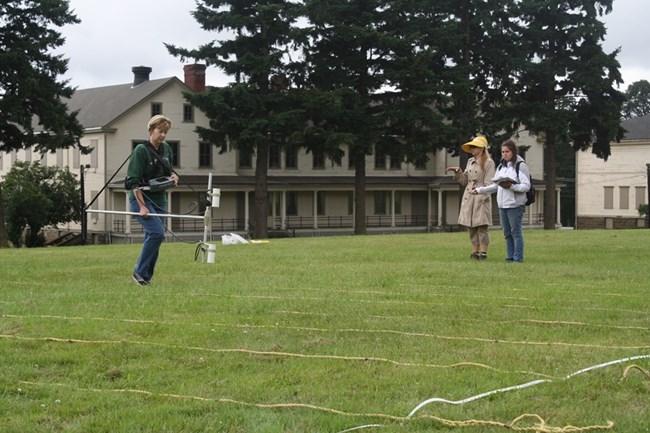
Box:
[446,135,495,260]
[472,139,531,262]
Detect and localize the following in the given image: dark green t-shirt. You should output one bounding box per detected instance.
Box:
[126,142,173,205]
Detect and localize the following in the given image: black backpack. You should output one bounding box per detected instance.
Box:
[497,160,536,206]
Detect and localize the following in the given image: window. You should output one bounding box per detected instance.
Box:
[519,149,527,160]
[374,191,388,215]
[374,147,386,170]
[199,142,212,168]
[269,144,281,169]
[395,191,402,214]
[151,103,162,116]
[348,151,355,170]
[389,155,401,170]
[168,141,180,167]
[286,191,298,216]
[90,140,98,168]
[239,148,253,168]
[635,186,646,209]
[313,149,325,169]
[619,186,629,210]
[347,191,354,215]
[183,104,194,123]
[317,191,326,216]
[285,145,298,169]
[414,157,427,170]
[604,186,614,210]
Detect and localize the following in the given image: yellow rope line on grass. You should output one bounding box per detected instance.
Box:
[16,380,615,433]
[16,379,404,421]
[0,334,512,373]
[419,413,614,432]
[3,314,647,352]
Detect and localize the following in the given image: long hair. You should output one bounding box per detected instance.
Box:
[476,146,489,170]
[501,139,518,166]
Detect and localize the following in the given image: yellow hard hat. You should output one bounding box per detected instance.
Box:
[461,136,488,153]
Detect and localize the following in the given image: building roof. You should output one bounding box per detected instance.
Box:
[621,113,650,141]
[64,77,183,130]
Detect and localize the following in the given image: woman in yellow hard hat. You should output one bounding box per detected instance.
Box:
[446,136,495,260]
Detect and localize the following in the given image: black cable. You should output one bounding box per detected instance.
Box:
[85,153,131,211]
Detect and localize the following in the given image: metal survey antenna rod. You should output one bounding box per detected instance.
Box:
[85,209,205,220]
[202,172,213,263]
[85,172,223,263]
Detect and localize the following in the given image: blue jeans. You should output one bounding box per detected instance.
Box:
[499,206,525,262]
[130,198,166,281]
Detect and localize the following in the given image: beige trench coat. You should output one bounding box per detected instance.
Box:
[454,157,496,227]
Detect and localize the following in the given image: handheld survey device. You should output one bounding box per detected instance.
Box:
[141,176,175,192]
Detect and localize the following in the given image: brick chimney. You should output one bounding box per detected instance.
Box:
[183,64,206,92]
[132,66,152,86]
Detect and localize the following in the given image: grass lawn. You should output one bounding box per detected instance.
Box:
[1,229,649,432]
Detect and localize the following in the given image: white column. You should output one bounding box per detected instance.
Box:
[556,188,561,226]
[391,190,396,227]
[166,190,173,232]
[281,191,287,229]
[125,194,131,234]
[437,190,444,227]
[245,191,250,231]
[427,187,432,231]
[352,190,356,230]
[313,190,318,229]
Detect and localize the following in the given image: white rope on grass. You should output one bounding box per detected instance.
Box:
[406,353,650,418]
[337,424,385,432]
[339,354,650,433]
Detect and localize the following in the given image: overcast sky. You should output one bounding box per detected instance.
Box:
[58,0,649,91]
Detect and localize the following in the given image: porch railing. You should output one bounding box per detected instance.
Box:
[111,211,543,234]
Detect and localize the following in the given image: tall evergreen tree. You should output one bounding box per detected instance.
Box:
[303,0,391,235]
[303,0,454,234]
[434,0,523,158]
[166,0,306,239]
[622,80,650,120]
[514,0,624,229]
[0,0,84,247]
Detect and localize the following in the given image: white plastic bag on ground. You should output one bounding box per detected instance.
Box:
[221,233,249,245]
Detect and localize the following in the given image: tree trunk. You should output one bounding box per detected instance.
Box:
[0,184,10,248]
[253,145,269,239]
[543,130,557,230]
[354,153,367,235]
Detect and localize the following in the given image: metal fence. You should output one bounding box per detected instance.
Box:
[111,211,543,234]
[113,217,246,234]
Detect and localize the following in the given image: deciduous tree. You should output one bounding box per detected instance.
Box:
[2,162,81,247]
